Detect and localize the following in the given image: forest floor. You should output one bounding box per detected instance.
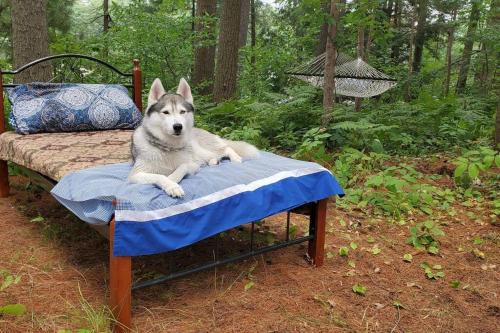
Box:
[0,160,498,333]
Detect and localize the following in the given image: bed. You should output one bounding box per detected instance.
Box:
[0,54,344,332]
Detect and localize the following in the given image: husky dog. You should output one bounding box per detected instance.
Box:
[129,78,259,198]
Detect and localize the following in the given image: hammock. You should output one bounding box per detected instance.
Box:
[287,52,397,98]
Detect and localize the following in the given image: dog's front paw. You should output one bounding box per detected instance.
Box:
[230,155,243,163]
[208,158,219,166]
[161,183,185,198]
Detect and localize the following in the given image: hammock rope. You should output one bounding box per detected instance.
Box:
[287,52,397,98]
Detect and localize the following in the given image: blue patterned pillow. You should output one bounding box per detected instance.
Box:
[6,83,142,134]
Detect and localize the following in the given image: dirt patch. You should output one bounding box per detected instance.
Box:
[0,175,499,332]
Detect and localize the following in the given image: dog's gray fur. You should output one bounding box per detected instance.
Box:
[129,78,259,197]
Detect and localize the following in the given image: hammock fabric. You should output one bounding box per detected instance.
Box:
[287,52,397,98]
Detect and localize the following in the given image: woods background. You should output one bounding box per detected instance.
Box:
[0,0,498,153]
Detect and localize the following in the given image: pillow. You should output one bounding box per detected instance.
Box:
[6,83,142,134]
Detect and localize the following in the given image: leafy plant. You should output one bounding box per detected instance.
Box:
[339,246,349,257]
[0,270,25,316]
[352,283,367,295]
[454,147,500,188]
[292,127,332,165]
[407,220,444,254]
[420,262,445,279]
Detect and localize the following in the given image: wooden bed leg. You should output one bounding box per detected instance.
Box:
[308,199,328,267]
[109,219,132,333]
[0,160,9,198]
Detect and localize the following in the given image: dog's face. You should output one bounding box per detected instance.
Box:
[145,78,194,137]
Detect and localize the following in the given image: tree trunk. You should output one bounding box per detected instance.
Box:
[443,8,457,96]
[103,0,110,33]
[390,0,401,62]
[405,5,416,101]
[315,1,331,56]
[239,0,251,48]
[251,0,256,66]
[496,92,500,148]
[250,0,256,92]
[456,0,481,94]
[213,0,242,103]
[354,26,365,112]
[412,0,428,73]
[11,0,52,83]
[475,0,497,91]
[322,0,339,126]
[192,0,217,95]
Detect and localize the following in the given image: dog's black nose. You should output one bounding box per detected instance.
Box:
[173,123,183,134]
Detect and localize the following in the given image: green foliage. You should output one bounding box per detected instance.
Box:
[342,163,452,220]
[0,270,26,316]
[407,220,445,254]
[292,127,332,164]
[339,246,349,257]
[0,303,26,316]
[420,262,445,280]
[453,147,500,188]
[352,283,367,295]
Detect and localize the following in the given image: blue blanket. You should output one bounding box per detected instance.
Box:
[51,152,344,256]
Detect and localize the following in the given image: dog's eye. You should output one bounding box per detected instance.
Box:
[180,110,186,114]
[163,111,170,115]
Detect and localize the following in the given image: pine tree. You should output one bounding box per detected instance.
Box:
[456,0,481,94]
[213,0,242,102]
[192,0,217,95]
[11,0,52,82]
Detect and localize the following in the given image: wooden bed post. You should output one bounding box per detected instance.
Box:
[109,218,132,333]
[132,59,143,113]
[308,199,328,267]
[0,70,10,198]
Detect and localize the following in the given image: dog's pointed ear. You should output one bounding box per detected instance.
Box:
[148,78,165,107]
[176,78,193,105]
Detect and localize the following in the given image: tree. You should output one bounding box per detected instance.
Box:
[496,93,500,147]
[354,26,365,112]
[412,0,429,73]
[213,0,242,103]
[322,0,339,125]
[405,3,417,101]
[192,0,217,95]
[474,0,497,91]
[103,0,110,33]
[390,0,402,63]
[239,0,251,48]
[443,6,458,96]
[315,1,330,56]
[11,0,52,82]
[456,0,481,94]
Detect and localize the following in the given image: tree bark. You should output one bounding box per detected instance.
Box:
[315,1,331,56]
[475,0,497,91]
[251,0,256,66]
[354,26,365,112]
[11,0,52,83]
[412,0,428,73]
[213,0,242,103]
[103,0,110,33]
[250,0,256,92]
[322,0,339,126]
[443,8,457,96]
[239,0,251,48]
[390,0,401,62]
[192,0,217,95]
[456,0,481,94]
[496,92,500,148]
[405,5,416,101]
